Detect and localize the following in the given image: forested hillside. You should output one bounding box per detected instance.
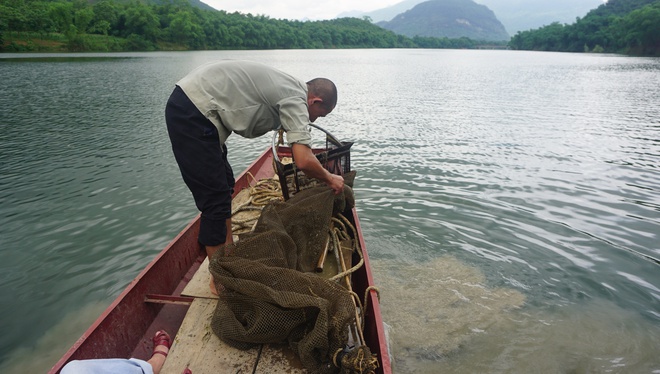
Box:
[3,0,654,55]
[0,0,500,52]
[508,0,660,55]
[0,0,416,52]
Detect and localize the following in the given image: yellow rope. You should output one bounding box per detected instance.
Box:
[327,211,384,362]
[362,285,381,328]
[230,176,283,232]
[332,348,344,368]
[340,345,379,374]
[328,213,364,283]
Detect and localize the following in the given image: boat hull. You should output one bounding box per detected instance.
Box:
[49,147,391,374]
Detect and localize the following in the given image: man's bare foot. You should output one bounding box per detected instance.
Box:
[210,277,219,296]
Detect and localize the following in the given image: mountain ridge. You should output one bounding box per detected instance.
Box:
[377,0,510,41]
[339,0,603,34]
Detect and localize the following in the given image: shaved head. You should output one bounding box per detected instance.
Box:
[307,78,337,110]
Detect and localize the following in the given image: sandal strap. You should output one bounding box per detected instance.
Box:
[153,338,170,347]
[152,350,168,358]
[152,330,172,349]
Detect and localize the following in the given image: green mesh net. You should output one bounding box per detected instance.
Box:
[209,172,376,373]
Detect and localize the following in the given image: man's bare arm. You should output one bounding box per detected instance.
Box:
[291,143,344,194]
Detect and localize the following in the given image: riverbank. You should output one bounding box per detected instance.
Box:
[0,31,187,53]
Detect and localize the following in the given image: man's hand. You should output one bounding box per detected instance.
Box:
[291,143,345,194]
[326,173,345,195]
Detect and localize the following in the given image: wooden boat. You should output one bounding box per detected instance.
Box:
[49,144,391,374]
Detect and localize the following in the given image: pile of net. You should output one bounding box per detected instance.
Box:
[208,171,377,373]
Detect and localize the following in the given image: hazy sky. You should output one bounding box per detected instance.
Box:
[201,0,402,20]
[201,0,608,21]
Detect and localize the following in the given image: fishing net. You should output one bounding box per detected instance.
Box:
[208,169,377,373]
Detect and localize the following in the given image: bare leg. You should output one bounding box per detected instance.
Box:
[207,218,234,295]
[146,347,168,374]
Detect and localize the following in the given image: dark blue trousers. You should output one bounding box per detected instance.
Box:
[165,86,235,246]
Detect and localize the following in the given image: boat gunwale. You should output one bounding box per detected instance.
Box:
[48,147,391,374]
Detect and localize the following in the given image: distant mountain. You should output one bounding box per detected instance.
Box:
[338,0,603,35]
[339,0,423,23]
[118,0,215,11]
[188,0,215,11]
[478,0,603,34]
[169,0,215,11]
[377,0,510,41]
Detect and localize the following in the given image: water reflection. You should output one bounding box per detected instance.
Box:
[1,49,659,373]
[0,56,140,62]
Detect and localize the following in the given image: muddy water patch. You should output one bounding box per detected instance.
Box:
[373,256,525,372]
[372,256,660,373]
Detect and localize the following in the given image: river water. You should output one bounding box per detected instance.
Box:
[0,49,658,373]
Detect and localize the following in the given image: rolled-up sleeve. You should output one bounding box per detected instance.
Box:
[277,96,312,146]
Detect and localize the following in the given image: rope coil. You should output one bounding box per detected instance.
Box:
[229,172,382,374]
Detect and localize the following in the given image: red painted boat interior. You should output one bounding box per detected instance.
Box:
[49,147,391,373]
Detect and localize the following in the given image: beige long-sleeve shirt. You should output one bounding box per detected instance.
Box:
[177,60,312,146]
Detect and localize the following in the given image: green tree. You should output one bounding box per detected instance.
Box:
[226,25,244,47]
[91,0,119,35]
[123,3,159,42]
[125,32,151,50]
[508,0,660,55]
[0,4,28,32]
[48,1,74,33]
[167,9,203,48]
[621,2,660,54]
[0,18,4,50]
[199,15,228,48]
[74,7,94,34]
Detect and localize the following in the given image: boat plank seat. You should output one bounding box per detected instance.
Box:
[160,298,256,374]
[181,257,216,300]
[164,257,307,373]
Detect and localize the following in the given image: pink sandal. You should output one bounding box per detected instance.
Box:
[152,330,171,358]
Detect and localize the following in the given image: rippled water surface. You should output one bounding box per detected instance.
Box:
[1,49,658,373]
